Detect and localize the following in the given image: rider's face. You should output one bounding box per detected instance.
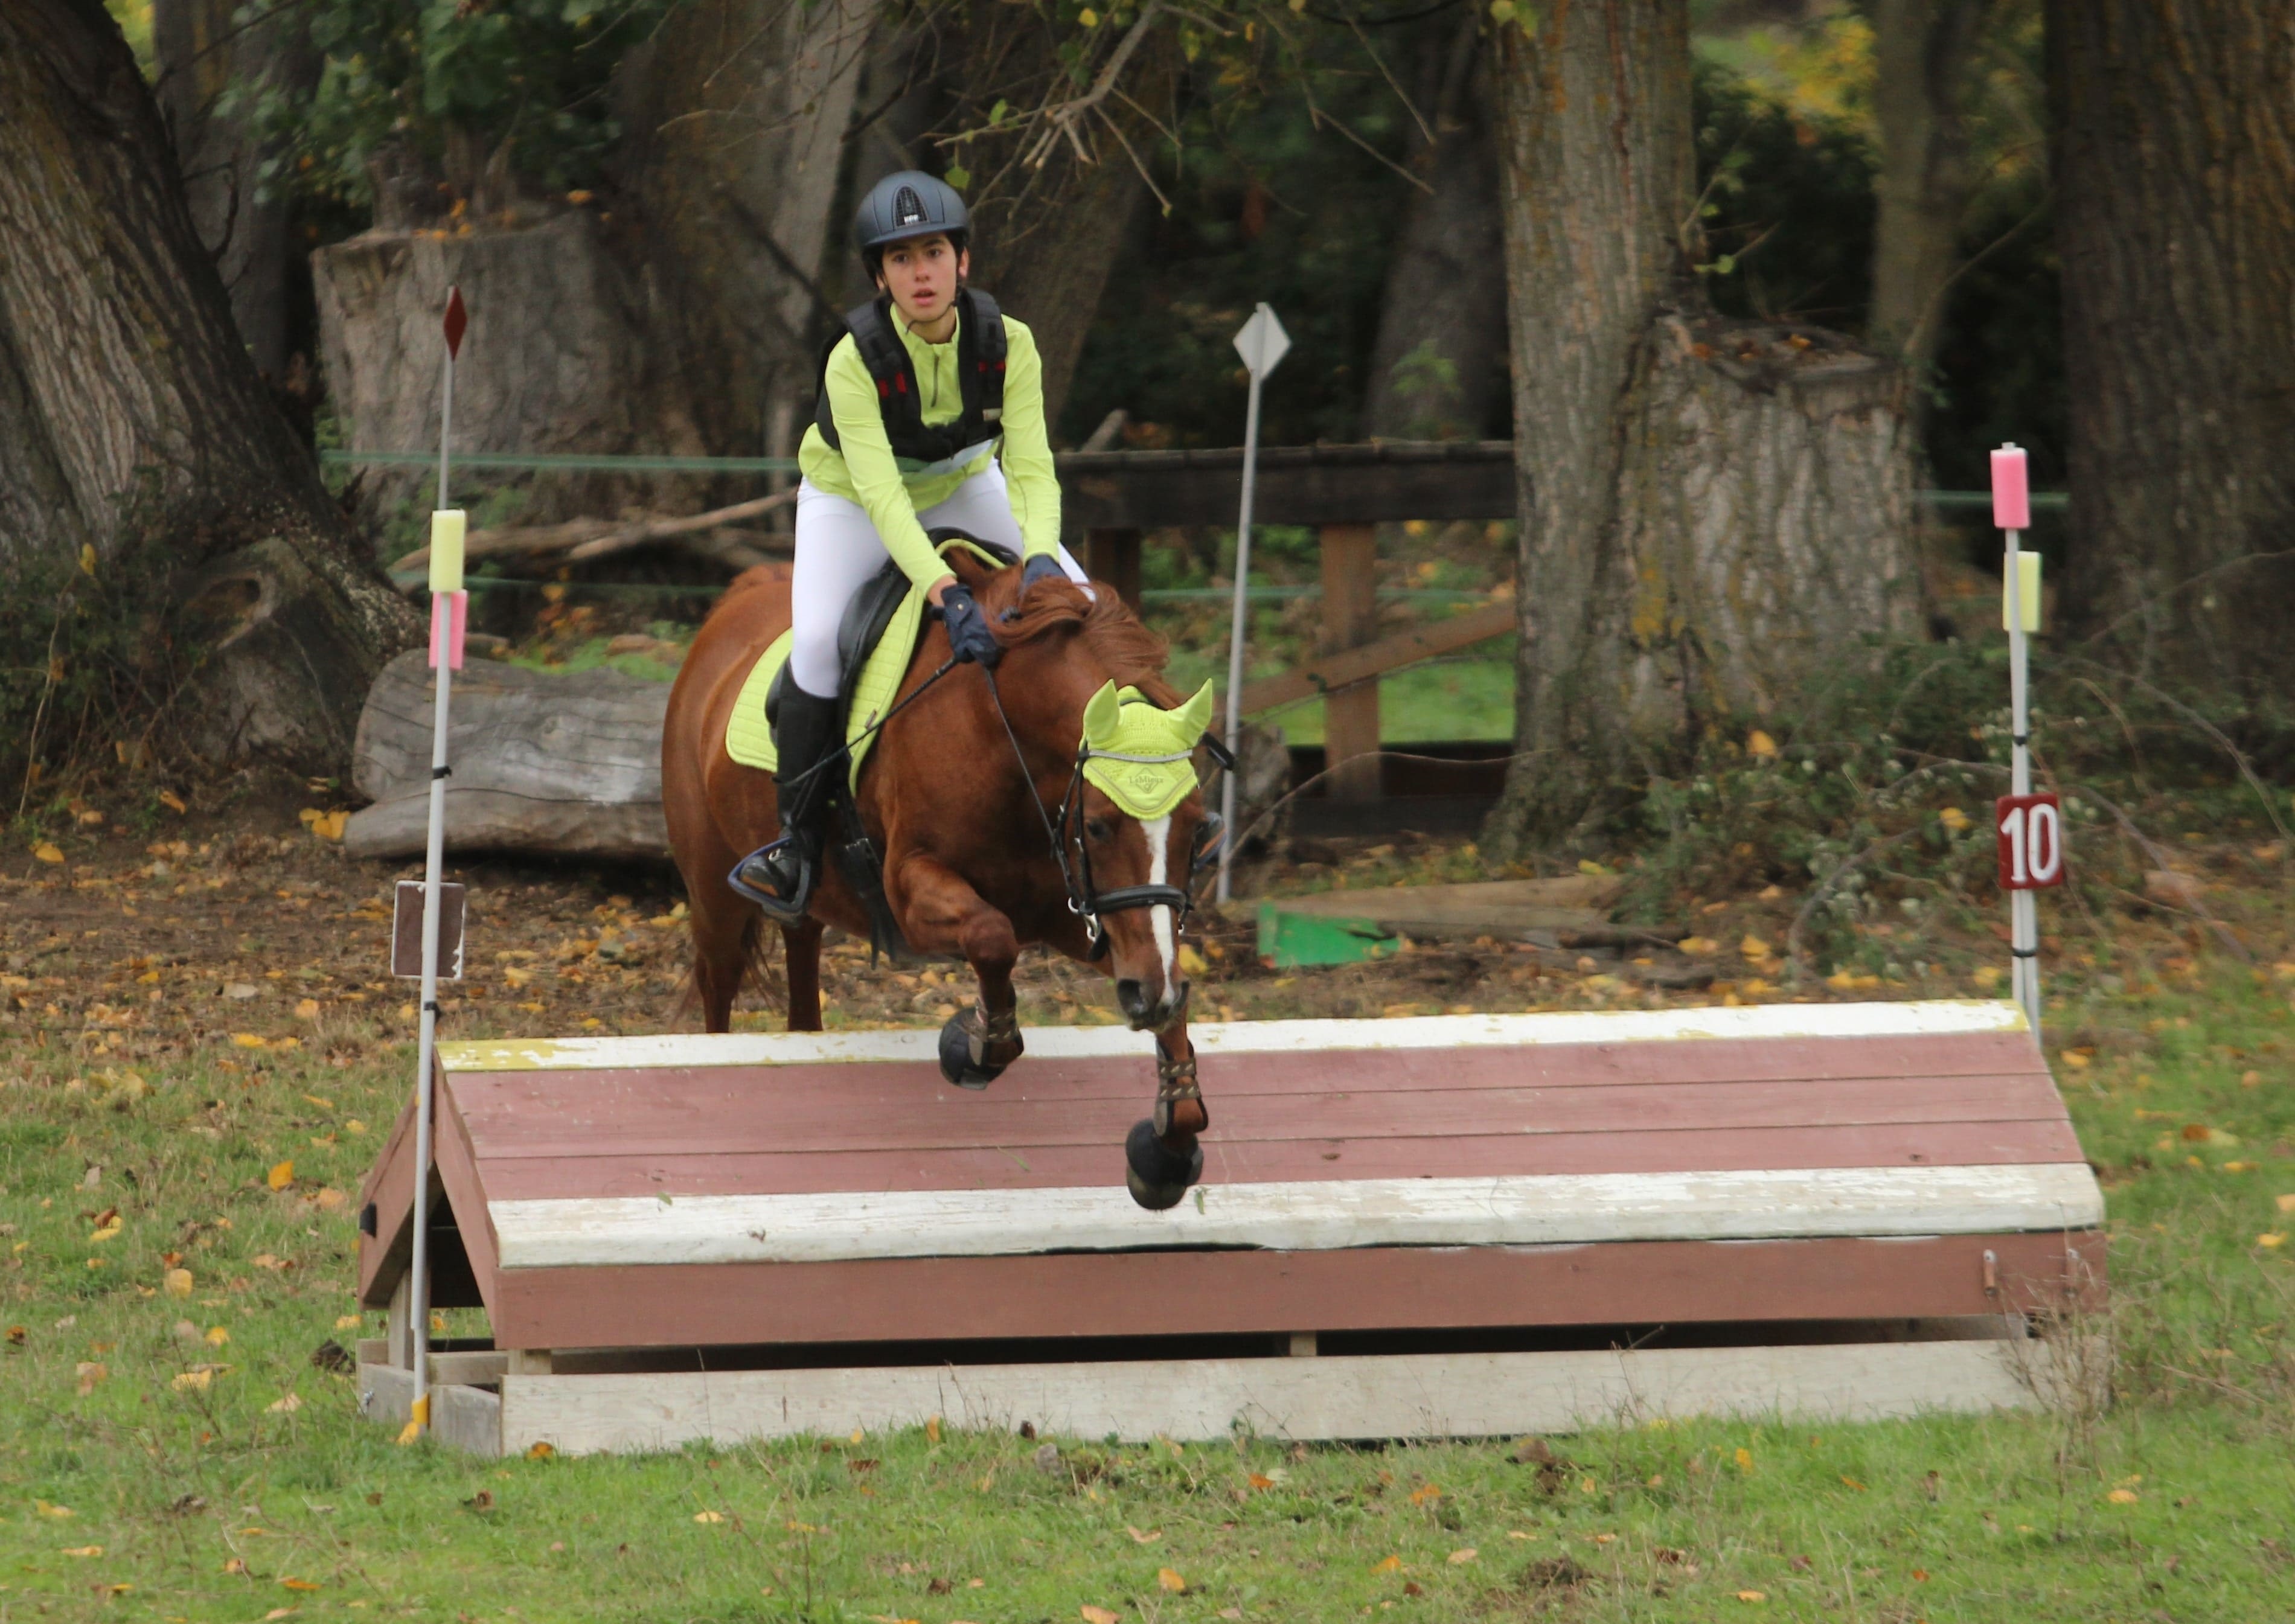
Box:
[874,234,968,330]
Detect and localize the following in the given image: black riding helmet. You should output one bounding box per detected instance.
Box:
[852,170,970,273]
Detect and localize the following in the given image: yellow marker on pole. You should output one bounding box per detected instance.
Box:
[428,509,467,596]
[2001,550,2040,633]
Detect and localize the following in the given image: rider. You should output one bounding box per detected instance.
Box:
[731,170,1092,919]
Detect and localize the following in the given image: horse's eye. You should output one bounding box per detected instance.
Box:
[1084,817,1114,843]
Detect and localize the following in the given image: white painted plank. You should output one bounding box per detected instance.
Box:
[441,999,2029,1073]
[490,1161,2102,1268]
[493,1337,2060,1455]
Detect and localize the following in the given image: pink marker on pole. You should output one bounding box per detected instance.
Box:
[427,590,468,671]
[1991,444,2029,531]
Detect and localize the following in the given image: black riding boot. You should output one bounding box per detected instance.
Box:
[728,685,841,922]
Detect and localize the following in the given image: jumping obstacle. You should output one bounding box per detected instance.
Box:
[353,1000,2105,1456]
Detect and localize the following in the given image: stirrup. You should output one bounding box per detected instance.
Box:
[728,836,813,922]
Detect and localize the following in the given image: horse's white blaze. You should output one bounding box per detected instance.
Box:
[1142,813,1175,988]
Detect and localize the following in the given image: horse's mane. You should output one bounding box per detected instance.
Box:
[979,569,1180,707]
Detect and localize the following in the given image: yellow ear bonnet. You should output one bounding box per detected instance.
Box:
[1078,680,1215,820]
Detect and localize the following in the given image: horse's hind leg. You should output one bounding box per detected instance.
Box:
[783,918,824,1032]
[888,854,1025,1088]
[687,885,757,1035]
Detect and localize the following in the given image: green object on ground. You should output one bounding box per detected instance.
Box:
[1257,900,1398,967]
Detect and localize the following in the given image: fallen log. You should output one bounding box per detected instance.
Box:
[345,650,671,862]
[389,488,796,579]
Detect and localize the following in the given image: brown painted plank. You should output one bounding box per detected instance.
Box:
[484,1230,2104,1351]
[437,1076,503,1323]
[472,1117,2088,1201]
[357,1096,420,1305]
[450,1032,2051,1130]
[460,1073,2069,1163]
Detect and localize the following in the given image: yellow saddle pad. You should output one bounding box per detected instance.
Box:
[722,539,1003,793]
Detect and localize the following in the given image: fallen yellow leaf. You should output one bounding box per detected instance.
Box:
[62,1544,103,1558]
[233,1032,269,1050]
[1735,1447,1754,1471]
[266,1161,294,1191]
[527,1440,555,1460]
[2275,1193,2295,1214]
[164,1268,193,1297]
[1080,1608,1120,1624]
[170,1369,211,1392]
[1371,1555,1402,1572]
[1736,1591,1766,1603]
[1938,806,1971,832]
[1676,936,1718,955]
[1126,1525,1161,1544]
[204,1326,229,1346]
[280,1576,321,1591]
[1746,730,1778,758]
[1447,1548,1478,1564]
[1740,935,1772,962]
[694,1510,725,1524]
[266,1393,302,1414]
[2107,1488,2139,1504]
[1157,1566,1187,1592]
[1177,944,1209,977]
[925,1415,942,1445]
[36,1500,74,1518]
[2060,1049,2092,1070]
[91,1221,121,1243]
[1407,1482,1441,1506]
[2259,1233,2286,1249]
[33,842,64,864]
[295,999,321,1019]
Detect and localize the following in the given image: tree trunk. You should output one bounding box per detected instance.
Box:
[2047,0,2295,699]
[1868,0,1995,410]
[616,0,879,452]
[1484,0,1916,851]
[1359,11,1508,442]
[313,213,705,525]
[152,0,317,377]
[0,0,418,773]
[935,2,1180,429]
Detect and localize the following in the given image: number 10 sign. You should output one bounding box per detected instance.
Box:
[1996,793,2066,890]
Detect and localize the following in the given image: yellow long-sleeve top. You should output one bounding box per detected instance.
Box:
[798,302,1061,589]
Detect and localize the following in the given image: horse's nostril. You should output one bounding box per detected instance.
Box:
[1115,979,1148,1014]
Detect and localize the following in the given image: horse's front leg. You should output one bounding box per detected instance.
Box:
[1124,999,1206,1211]
[888,853,1025,1089]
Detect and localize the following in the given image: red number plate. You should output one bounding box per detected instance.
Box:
[1996,793,2067,890]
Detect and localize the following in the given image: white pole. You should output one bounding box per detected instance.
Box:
[1217,303,1288,905]
[1217,367,1267,906]
[408,291,466,1437]
[2005,522,2038,1040]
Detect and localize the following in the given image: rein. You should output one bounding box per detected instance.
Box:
[982,667,1206,962]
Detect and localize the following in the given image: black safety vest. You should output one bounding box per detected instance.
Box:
[813,288,1008,468]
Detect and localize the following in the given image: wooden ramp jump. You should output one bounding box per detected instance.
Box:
[353,1001,2105,1456]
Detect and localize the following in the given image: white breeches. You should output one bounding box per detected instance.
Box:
[788,462,1089,697]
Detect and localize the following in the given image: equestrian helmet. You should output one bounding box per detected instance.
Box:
[851,170,970,254]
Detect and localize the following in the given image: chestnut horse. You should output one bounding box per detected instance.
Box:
[661,551,1217,1207]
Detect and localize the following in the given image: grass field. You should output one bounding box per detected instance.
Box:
[5,827,2294,1622]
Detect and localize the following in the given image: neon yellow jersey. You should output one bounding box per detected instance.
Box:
[798,304,1061,589]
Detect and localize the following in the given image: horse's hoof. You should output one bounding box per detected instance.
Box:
[937,1008,1016,1090]
[1124,1118,1202,1211]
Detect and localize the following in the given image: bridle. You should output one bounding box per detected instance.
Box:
[984,668,1230,962]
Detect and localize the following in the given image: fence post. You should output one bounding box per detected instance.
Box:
[1319,522,1380,801]
[1085,526,1144,613]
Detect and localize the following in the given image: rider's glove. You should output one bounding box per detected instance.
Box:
[1020,553,1067,597]
[937,583,1002,668]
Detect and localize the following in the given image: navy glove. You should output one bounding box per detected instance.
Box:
[1020,553,1067,597]
[937,583,1002,668]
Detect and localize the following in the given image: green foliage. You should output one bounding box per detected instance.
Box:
[0,523,196,822]
[249,0,683,211]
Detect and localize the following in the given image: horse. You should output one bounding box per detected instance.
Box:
[661,551,1220,1209]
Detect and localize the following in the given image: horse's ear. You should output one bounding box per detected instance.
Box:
[1081,680,1122,749]
[1177,679,1214,740]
